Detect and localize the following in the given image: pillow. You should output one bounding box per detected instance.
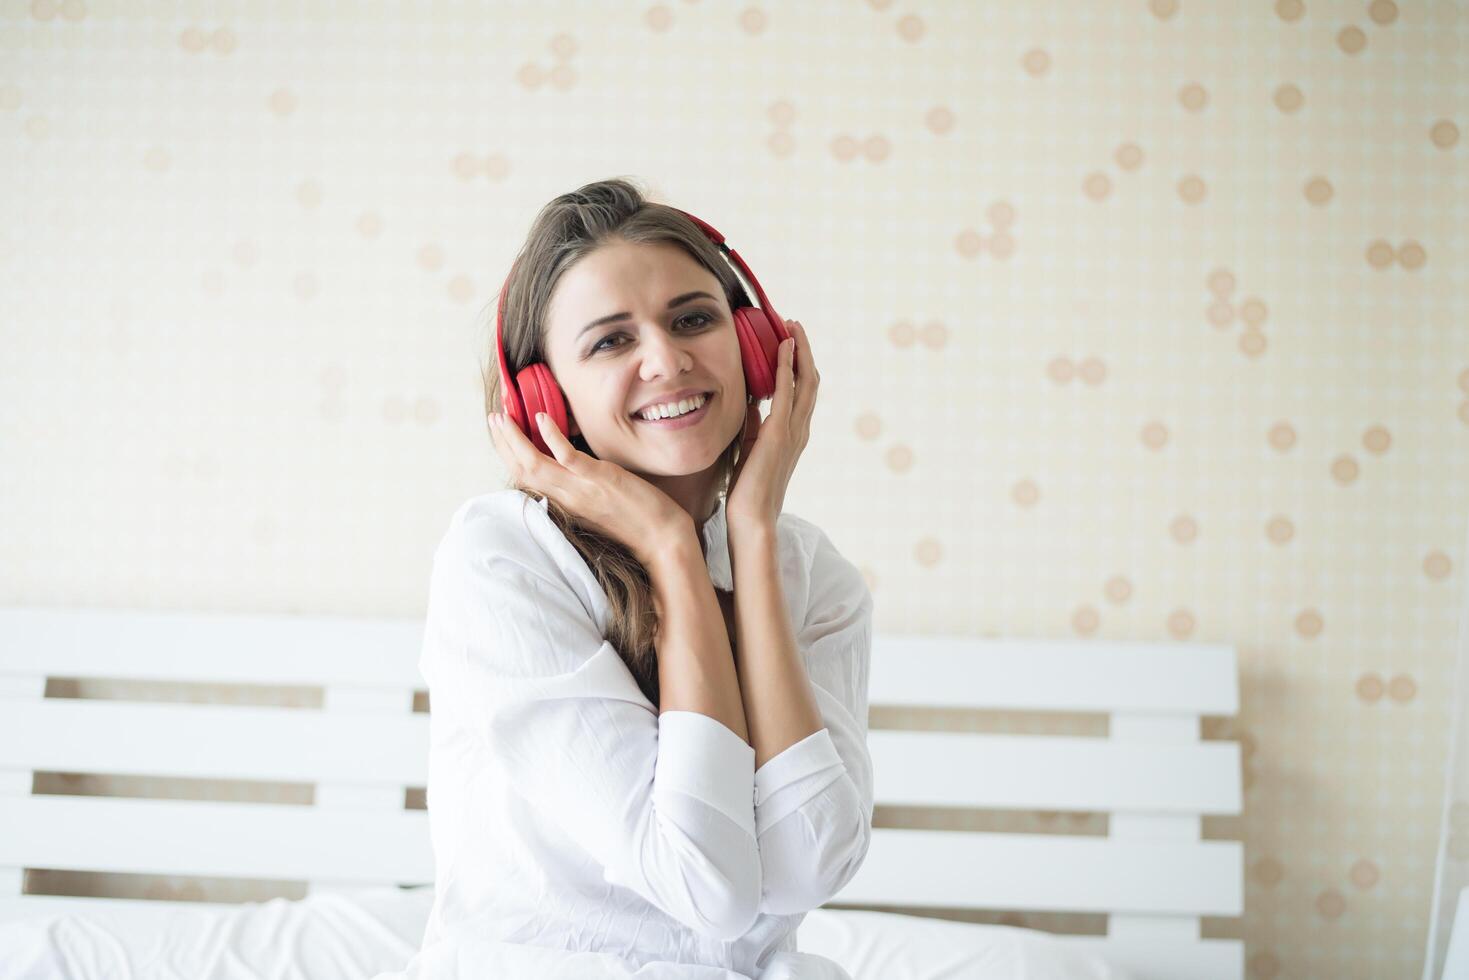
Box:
[0,886,432,980]
[0,889,1135,980]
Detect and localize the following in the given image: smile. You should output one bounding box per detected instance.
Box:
[632,394,713,431]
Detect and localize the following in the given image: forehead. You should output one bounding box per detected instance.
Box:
[547,240,719,338]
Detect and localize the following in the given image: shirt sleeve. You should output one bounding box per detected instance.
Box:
[429,502,762,941]
[751,523,875,916]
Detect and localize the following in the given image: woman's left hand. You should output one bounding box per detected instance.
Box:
[726,319,819,532]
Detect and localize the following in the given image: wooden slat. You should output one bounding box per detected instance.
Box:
[1052,935,1244,980]
[1,700,1241,814]
[1106,708,1209,945]
[1111,813,1202,840]
[835,828,1243,916]
[1113,714,1198,741]
[870,730,1241,814]
[0,609,1239,714]
[869,635,1239,714]
[0,772,31,795]
[0,699,428,785]
[1109,912,1198,940]
[1,794,1242,919]
[309,684,422,894]
[0,795,433,885]
[0,607,424,689]
[0,676,46,698]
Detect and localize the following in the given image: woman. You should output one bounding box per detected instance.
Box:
[384,178,874,979]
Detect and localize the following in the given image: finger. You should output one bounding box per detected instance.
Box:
[487,414,528,487]
[535,412,579,469]
[791,320,810,375]
[789,321,817,423]
[494,412,560,488]
[771,335,796,422]
[489,412,522,462]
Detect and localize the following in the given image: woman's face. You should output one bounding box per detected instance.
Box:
[541,239,747,482]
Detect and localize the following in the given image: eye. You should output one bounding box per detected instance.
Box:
[676,311,714,331]
[590,311,715,354]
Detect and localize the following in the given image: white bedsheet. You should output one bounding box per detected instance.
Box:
[0,887,1135,980]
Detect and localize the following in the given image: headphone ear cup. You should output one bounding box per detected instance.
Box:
[733,306,790,402]
[516,362,569,456]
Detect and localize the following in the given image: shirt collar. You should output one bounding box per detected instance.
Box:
[699,495,733,592]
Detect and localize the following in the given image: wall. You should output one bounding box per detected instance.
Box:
[3,2,1465,977]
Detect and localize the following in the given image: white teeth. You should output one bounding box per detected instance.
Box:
[638,393,707,421]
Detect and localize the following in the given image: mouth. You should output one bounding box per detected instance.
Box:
[631,392,714,430]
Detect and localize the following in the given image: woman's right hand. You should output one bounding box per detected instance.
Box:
[488,410,693,567]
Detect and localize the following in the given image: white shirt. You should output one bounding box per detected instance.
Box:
[380,489,875,980]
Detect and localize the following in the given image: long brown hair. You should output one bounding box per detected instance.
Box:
[479,177,752,708]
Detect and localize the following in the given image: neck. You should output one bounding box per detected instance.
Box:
[653,471,721,534]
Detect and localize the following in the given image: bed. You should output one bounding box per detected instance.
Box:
[0,606,1245,979]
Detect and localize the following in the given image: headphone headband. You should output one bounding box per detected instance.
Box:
[672,210,782,329]
[494,255,521,419]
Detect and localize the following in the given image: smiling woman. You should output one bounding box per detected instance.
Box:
[417,177,870,980]
[478,177,765,707]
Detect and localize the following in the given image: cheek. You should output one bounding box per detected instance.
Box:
[723,390,750,439]
[716,336,745,394]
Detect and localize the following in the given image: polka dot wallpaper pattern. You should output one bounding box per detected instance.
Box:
[2,1,1466,978]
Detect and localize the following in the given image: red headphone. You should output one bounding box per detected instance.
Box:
[493,209,791,457]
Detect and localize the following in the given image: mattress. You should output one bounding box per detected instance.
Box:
[0,886,1135,980]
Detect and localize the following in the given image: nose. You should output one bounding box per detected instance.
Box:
[637,326,693,380]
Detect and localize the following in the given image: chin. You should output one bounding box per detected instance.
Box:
[634,442,733,480]
[640,444,725,476]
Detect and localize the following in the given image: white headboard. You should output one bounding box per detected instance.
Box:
[0,606,1243,980]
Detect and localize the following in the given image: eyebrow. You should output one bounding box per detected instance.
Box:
[577,291,719,340]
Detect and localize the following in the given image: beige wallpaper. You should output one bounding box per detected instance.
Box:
[3,1,1467,978]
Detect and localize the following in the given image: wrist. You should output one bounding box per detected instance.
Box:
[728,517,778,556]
[641,522,704,576]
